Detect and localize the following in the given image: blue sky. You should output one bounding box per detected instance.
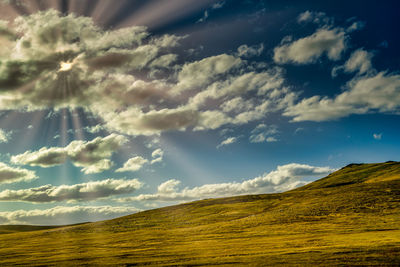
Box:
[0,0,399,225]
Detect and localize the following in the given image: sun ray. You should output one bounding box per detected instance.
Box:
[71,109,85,141]
[160,136,222,186]
[115,0,214,29]
[69,0,92,17]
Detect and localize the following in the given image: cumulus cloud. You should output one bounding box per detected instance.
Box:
[151,148,164,164]
[217,137,237,149]
[0,162,37,184]
[116,156,148,172]
[11,134,127,174]
[0,205,140,225]
[274,27,347,64]
[0,10,294,137]
[285,72,400,121]
[343,48,374,74]
[174,54,243,94]
[118,163,334,202]
[332,48,374,77]
[249,124,278,143]
[0,178,142,203]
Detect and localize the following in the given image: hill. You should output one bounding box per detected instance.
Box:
[0,161,399,266]
[0,225,63,235]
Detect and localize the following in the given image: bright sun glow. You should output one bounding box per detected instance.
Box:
[59,61,73,72]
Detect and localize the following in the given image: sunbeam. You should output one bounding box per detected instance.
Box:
[0,5,399,265]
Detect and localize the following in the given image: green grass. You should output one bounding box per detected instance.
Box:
[0,161,400,266]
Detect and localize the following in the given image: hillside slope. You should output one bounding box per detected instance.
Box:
[0,161,399,266]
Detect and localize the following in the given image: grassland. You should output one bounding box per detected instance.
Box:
[0,161,399,266]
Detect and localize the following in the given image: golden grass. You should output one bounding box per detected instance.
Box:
[0,161,400,266]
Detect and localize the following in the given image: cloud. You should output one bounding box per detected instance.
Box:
[373,133,382,140]
[84,124,105,134]
[0,162,37,185]
[332,48,374,77]
[151,148,164,164]
[0,205,140,225]
[273,27,347,64]
[249,124,278,143]
[297,11,332,25]
[197,1,225,23]
[343,49,374,74]
[0,128,10,143]
[347,21,365,32]
[0,178,142,203]
[197,10,209,23]
[118,163,334,202]
[116,156,148,172]
[217,137,237,149]
[285,72,400,121]
[237,44,264,58]
[0,11,295,137]
[174,54,243,94]
[187,67,286,110]
[212,1,225,9]
[11,134,128,174]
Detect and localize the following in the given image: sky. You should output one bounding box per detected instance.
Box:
[0,0,399,225]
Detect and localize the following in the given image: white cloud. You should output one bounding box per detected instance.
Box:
[84,124,105,134]
[332,48,374,77]
[11,134,128,174]
[343,49,374,74]
[217,137,237,149]
[297,11,332,25]
[187,68,285,109]
[196,1,225,23]
[0,11,297,137]
[116,156,148,172]
[221,97,254,113]
[151,148,164,164]
[249,124,278,143]
[174,54,243,94]
[100,107,200,136]
[237,44,264,58]
[285,72,400,122]
[373,133,382,140]
[0,162,37,185]
[0,178,142,203]
[347,21,365,32]
[0,205,140,225]
[274,27,347,64]
[118,163,334,202]
[0,128,10,143]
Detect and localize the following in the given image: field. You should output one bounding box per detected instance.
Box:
[0,161,399,266]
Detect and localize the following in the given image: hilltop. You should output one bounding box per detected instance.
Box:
[0,161,399,266]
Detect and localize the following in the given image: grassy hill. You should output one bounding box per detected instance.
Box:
[0,161,399,266]
[0,225,64,235]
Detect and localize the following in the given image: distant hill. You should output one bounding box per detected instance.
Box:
[0,225,63,235]
[0,161,399,266]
